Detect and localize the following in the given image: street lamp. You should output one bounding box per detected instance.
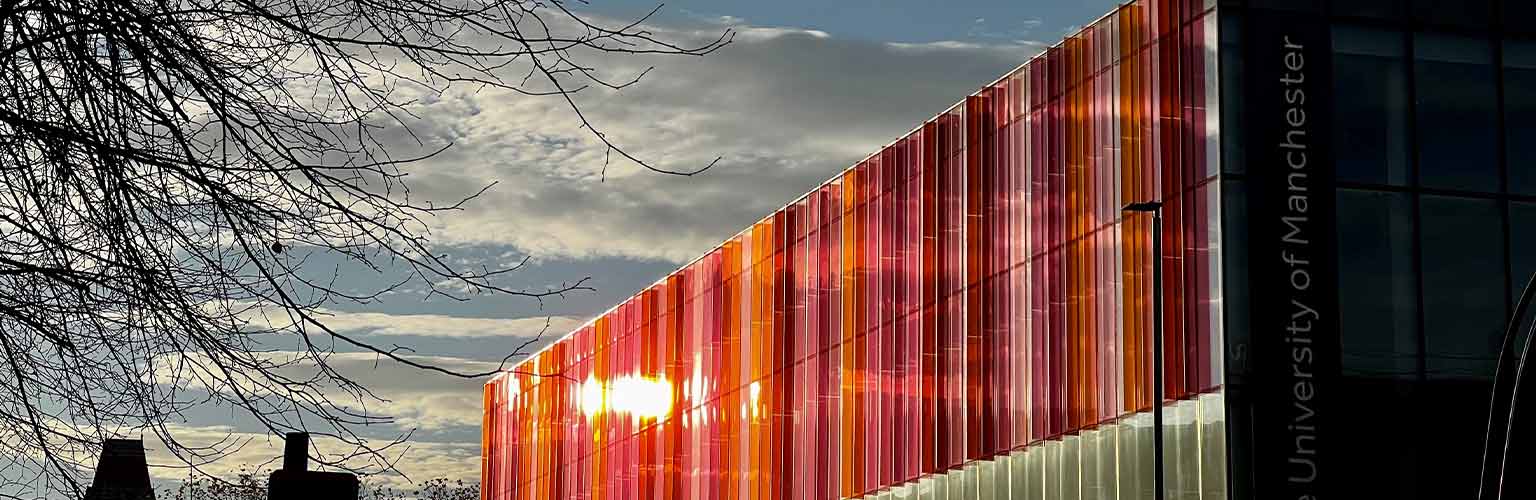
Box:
[1123,200,1164,500]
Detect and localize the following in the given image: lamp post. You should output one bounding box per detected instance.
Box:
[1123,200,1164,500]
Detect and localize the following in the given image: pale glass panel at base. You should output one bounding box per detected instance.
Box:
[1080,430,1103,500]
[990,454,1010,500]
[1084,427,1119,500]
[1167,399,1200,500]
[836,393,1227,500]
[1043,440,1063,500]
[1062,435,1081,500]
[1025,447,1044,500]
[919,476,937,500]
[1198,392,1228,500]
[1119,412,1154,500]
[1097,425,1118,500]
[1010,450,1028,499]
[961,463,978,500]
[978,460,996,500]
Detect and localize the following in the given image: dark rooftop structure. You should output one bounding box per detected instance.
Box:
[266,432,358,500]
[84,439,154,500]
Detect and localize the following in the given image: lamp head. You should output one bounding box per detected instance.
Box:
[1122,201,1163,213]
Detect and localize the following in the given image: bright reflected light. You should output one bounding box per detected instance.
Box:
[502,374,519,401]
[576,375,672,420]
[579,375,604,418]
[610,376,673,418]
[748,381,762,420]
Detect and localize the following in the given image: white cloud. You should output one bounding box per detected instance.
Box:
[731,25,832,41]
[129,349,511,494]
[307,352,503,432]
[886,39,1045,53]
[315,310,583,339]
[151,351,504,432]
[144,423,481,488]
[6,14,1053,496]
[376,16,1040,263]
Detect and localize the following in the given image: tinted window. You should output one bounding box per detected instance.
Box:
[1515,203,1536,300]
[1506,41,1536,196]
[1411,0,1493,29]
[1506,0,1536,36]
[1332,0,1402,20]
[1418,195,1508,499]
[1420,195,1506,380]
[1513,202,1536,357]
[1221,15,1245,175]
[1222,180,1251,381]
[1415,34,1499,192]
[1337,190,1418,378]
[1335,188,1425,499]
[1249,0,1323,12]
[1334,27,1410,186]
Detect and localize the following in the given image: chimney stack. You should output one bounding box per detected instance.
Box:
[267,432,358,500]
[84,439,154,500]
[282,432,308,472]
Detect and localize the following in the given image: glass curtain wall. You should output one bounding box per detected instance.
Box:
[481,1,1227,499]
[1316,2,1536,497]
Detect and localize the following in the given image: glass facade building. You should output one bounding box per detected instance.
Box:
[482,1,1536,499]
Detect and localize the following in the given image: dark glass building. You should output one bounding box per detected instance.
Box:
[481,1,1535,499]
[1223,1,1536,499]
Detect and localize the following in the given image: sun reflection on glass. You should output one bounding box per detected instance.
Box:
[576,375,672,420]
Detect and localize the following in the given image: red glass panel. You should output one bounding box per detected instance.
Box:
[478,8,1228,499]
[918,121,939,476]
[963,94,985,460]
[839,167,859,497]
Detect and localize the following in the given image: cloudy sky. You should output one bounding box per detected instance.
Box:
[148,0,1120,490]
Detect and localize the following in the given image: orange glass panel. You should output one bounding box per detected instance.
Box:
[479,6,1228,499]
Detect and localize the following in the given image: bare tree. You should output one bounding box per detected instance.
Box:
[363,477,479,500]
[161,472,478,500]
[0,0,729,497]
[159,469,264,500]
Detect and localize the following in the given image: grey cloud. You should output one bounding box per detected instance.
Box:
[150,352,499,426]
[382,18,1039,263]
[141,423,481,488]
[313,309,584,339]
[8,16,1055,495]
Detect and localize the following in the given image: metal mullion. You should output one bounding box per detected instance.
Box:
[1497,30,1519,327]
[1330,181,1536,203]
[1405,26,1429,385]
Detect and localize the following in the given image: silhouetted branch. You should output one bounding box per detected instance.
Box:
[0,0,728,496]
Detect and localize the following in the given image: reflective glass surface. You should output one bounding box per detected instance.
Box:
[1414,34,1499,192]
[1515,203,1536,299]
[1410,0,1493,29]
[1505,41,1536,196]
[1420,195,1506,380]
[1513,202,1536,364]
[1333,27,1410,186]
[1336,190,1418,378]
[1410,194,1504,496]
[1331,0,1402,20]
[481,3,1226,499]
